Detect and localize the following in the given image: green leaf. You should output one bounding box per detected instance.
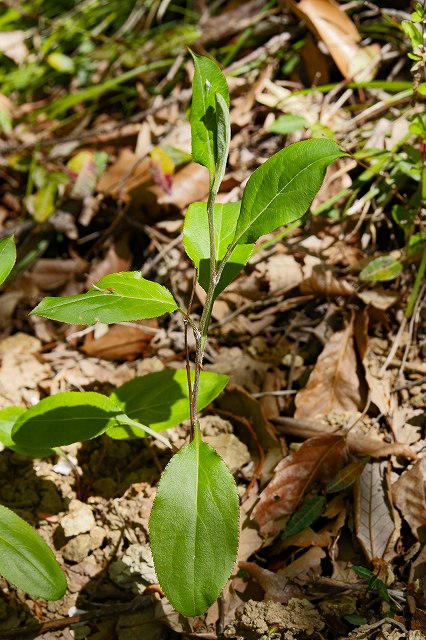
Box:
[26,182,58,222]
[211,92,231,197]
[234,139,346,245]
[281,495,325,541]
[0,235,16,285]
[149,429,239,616]
[31,272,178,324]
[268,114,308,135]
[344,614,367,626]
[326,457,370,493]
[359,255,403,282]
[47,52,75,73]
[408,232,426,256]
[12,392,122,448]
[0,504,66,600]
[401,20,423,47]
[184,202,253,296]
[0,406,54,457]
[108,369,228,439]
[190,52,230,180]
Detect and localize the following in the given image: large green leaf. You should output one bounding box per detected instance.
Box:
[184,202,253,296]
[0,505,66,600]
[31,271,177,324]
[211,92,231,197]
[0,406,54,457]
[234,139,346,245]
[190,52,229,180]
[107,369,228,439]
[149,430,239,616]
[12,392,122,448]
[0,235,16,285]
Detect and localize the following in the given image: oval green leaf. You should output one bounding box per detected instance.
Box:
[268,114,308,135]
[234,139,346,245]
[281,495,325,541]
[12,392,121,448]
[0,406,54,457]
[184,202,253,297]
[149,431,239,616]
[31,271,178,324]
[0,505,66,600]
[359,255,403,282]
[190,52,230,179]
[0,235,16,285]
[108,369,228,439]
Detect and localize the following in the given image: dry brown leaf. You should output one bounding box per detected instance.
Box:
[358,287,399,311]
[294,316,363,421]
[287,0,379,81]
[82,321,158,361]
[251,434,347,537]
[0,30,29,64]
[97,150,151,199]
[26,257,88,291]
[354,462,395,562]
[85,238,131,286]
[273,415,418,461]
[263,254,303,295]
[300,268,354,297]
[392,460,426,540]
[354,309,391,415]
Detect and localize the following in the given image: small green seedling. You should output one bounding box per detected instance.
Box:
[0,236,66,601]
[19,54,345,616]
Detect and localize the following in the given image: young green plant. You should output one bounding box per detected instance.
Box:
[28,53,345,616]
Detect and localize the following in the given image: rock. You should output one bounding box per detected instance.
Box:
[90,525,106,550]
[61,500,96,537]
[204,433,251,473]
[62,534,92,563]
[225,598,325,639]
[109,544,157,594]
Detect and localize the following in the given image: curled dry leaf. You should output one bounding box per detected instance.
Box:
[392,459,426,540]
[354,308,391,416]
[286,0,379,81]
[354,462,395,563]
[295,315,363,421]
[251,434,348,537]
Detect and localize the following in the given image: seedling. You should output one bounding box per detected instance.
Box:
[8,54,345,615]
[0,236,66,601]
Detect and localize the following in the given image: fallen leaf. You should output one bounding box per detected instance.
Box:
[251,434,347,537]
[287,0,379,81]
[354,309,391,415]
[27,257,89,291]
[392,460,426,541]
[358,287,399,310]
[300,267,354,296]
[295,316,363,420]
[0,31,29,65]
[354,462,395,562]
[82,321,158,361]
[263,254,303,294]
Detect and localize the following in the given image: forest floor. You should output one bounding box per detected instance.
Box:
[0,1,425,639]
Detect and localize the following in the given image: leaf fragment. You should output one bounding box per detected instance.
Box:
[0,235,16,285]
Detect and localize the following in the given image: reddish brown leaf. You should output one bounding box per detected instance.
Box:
[392,459,426,540]
[294,316,363,420]
[300,268,354,297]
[354,462,395,562]
[82,320,157,361]
[251,434,348,537]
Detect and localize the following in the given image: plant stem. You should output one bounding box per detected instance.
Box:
[189,187,219,434]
